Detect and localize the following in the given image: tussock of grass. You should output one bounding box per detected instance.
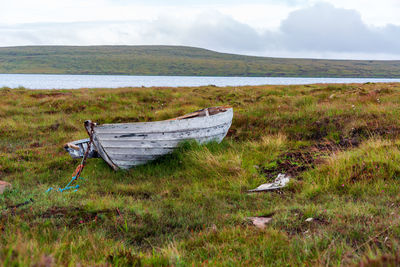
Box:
[303,139,400,197]
[1,83,400,265]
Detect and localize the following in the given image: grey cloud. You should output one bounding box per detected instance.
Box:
[280,3,372,51]
[178,12,265,52]
[277,2,400,53]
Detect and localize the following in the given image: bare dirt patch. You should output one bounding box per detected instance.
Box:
[262,138,360,179]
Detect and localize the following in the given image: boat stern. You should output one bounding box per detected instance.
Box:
[64,138,99,159]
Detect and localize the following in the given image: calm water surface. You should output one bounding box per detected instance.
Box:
[1,74,400,89]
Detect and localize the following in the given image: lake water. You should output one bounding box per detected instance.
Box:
[1,74,400,89]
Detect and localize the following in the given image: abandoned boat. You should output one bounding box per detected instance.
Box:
[64,107,233,170]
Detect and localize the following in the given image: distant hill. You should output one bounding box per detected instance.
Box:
[0,45,399,77]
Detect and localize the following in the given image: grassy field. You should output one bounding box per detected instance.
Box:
[1,83,400,266]
[1,45,400,77]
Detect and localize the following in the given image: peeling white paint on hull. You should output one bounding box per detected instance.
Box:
[66,107,233,170]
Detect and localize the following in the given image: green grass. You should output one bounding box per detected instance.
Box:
[1,83,400,265]
[1,45,400,77]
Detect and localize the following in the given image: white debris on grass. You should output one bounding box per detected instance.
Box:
[0,181,12,194]
[305,218,314,222]
[248,173,290,192]
[247,217,272,229]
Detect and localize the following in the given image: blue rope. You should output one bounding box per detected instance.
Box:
[48,125,93,194]
[46,175,84,193]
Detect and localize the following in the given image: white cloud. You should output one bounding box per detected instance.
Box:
[318,0,400,27]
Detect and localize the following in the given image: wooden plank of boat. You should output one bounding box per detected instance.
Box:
[83,107,233,170]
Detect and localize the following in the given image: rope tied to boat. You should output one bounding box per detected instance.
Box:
[46,122,95,193]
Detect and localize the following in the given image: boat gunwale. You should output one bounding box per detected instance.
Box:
[96,107,233,128]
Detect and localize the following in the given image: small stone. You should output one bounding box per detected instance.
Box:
[305,217,313,222]
[247,216,272,229]
[0,181,12,194]
[37,255,54,267]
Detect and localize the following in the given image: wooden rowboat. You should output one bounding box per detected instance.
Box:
[64,107,233,170]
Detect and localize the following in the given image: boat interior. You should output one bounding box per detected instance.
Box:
[172,106,231,120]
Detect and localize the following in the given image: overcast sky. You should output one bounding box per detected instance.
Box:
[1,0,400,59]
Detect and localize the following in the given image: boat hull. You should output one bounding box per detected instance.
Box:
[86,107,233,170]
